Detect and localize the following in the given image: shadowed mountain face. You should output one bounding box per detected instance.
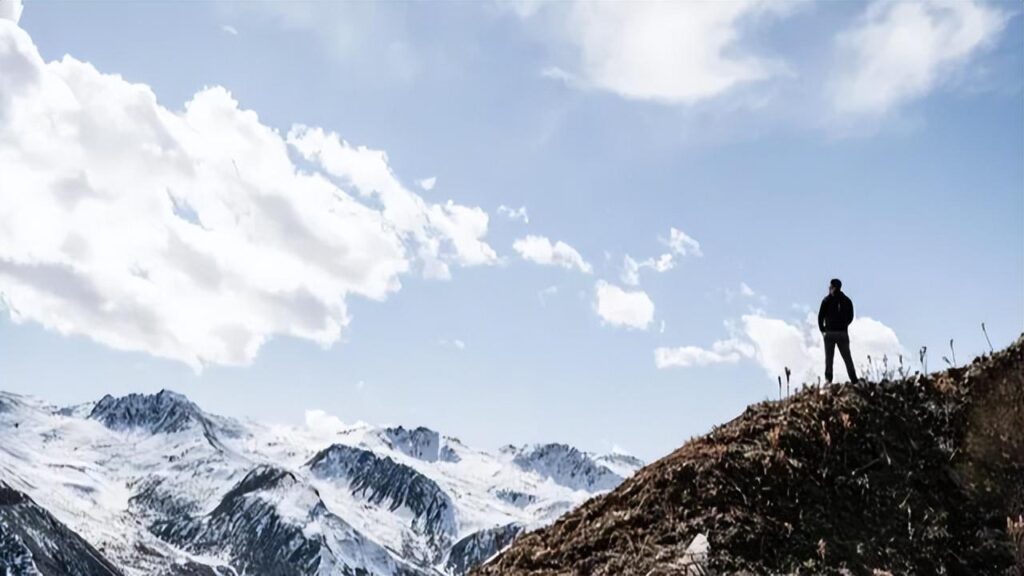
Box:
[0,482,123,576]
[308,443,457,561]
[476,337,1024,575]
[89,390,204,434]
[446,523,524,576]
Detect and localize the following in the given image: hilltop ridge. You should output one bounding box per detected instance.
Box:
[477,336,1024,575]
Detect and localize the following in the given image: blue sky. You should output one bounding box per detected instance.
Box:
[0,0,1021,461]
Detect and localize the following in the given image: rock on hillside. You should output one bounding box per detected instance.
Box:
[476,336,1024,575]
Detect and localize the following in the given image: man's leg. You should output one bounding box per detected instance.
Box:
[838,333,858,383]
[823,333,836,383]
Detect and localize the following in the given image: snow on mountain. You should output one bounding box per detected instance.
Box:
[504,443,627,492]
[381,426,442,462]
[308,443,457,564]
[0,389,642,575]
[594,452,645,479]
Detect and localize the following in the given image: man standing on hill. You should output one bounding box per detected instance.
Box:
[819,278,858,384]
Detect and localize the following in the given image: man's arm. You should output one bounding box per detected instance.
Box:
[818,298,827,332]
[846,296,855,328]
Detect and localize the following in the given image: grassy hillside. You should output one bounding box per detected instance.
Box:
[477,336,1024,575]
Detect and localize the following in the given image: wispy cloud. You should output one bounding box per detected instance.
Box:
[497,204,530,224]
[831,0,1008,117]
[620,226,698,286]
[513,1,795,105]
[655,338,752,368]
[662,227,703,258]
[621,253,674,286]
[537,285,558,306]
[439,338,467,350]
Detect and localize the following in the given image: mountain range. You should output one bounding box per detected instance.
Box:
[0,389,642,575]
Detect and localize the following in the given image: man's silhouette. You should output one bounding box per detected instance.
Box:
[818,278,858,383]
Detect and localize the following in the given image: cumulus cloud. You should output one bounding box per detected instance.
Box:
[0,19,496,370]
[832,0,1008,116]
[594,280,654,330]
[0,0,22,23]
[304,409,349,436]
[497,204,529,224]
[515,1,792,104]
[512,235,592,274]
[657,312,902,385]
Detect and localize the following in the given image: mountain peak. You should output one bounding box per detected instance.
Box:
[508,443,625,492]
[381,425,441,462]
[88,389,205,434]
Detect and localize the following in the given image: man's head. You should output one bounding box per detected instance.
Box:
[829,278,842,295]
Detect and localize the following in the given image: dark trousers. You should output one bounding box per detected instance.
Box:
[824,331,857,383]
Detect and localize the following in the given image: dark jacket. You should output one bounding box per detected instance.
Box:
[818,291,854,333]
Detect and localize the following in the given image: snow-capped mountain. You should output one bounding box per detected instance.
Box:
[0,389,643,575]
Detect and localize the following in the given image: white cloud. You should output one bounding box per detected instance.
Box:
[417,176,436,191]
[304,409,349,436]
[593,280,654,330]
[221,24,239,36]
[662,227,703,257]
[497,204,529,224]
[621,253,674,286]
[655,338,752,368]
[740,282,756,297]
[517,1,791,104]
[0,20,496,370]
[609,443,633,456]
[657,311,902,385]
[0,0,22,23]
[832,0,1008,116]
[512,235,592,274]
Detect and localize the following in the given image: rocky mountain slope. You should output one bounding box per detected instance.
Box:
[0,481,124,576]
[476,336,1024,575]
[0,390,641,575]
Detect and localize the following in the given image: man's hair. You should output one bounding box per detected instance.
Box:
[830,278,842,289]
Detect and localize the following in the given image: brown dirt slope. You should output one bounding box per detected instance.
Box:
[476,336,1024,575]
